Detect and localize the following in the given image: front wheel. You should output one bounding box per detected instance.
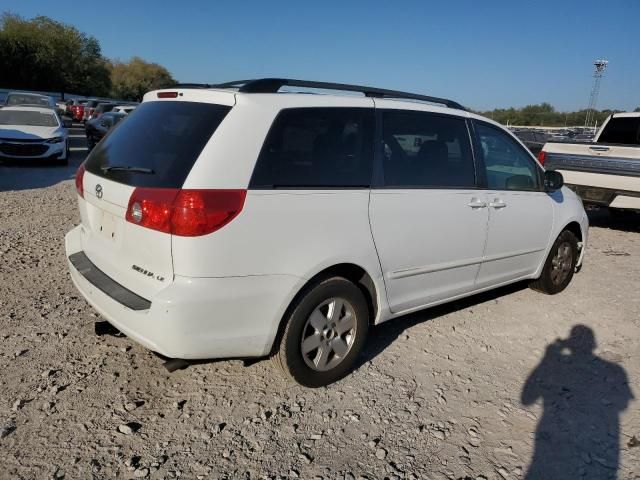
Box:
[530,230,578,294]
[271,277,369,387]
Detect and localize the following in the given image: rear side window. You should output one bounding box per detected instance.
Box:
[598,117,640,145]
[381,110,475,188]
[85,101,231,188]
[250,108,374,188]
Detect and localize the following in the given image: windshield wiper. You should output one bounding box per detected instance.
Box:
[101,165,154,174]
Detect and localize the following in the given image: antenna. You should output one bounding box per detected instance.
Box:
[584,59,608,129]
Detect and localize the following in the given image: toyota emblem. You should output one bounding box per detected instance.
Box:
[95,184,103,199]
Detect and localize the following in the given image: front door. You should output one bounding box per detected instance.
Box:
[472,121,553,288]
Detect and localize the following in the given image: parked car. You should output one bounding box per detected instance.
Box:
[87,102,117,121]
[68,99,89,121]
[0,106,70,164]
[66,78,588,387]
[541,112,640,213]
[85,112,126,150]
[112,105,137,114]
[513,129,549,156]
[4,91,67,117]
[82,99,106,123]
[4,91,56,109]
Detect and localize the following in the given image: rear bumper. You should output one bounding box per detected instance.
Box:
[557,170,640,210]
[65,225,302,359]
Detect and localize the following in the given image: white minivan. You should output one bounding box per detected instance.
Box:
[66,79,588,387]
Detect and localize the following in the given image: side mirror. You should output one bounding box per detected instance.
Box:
[544,170,564,192]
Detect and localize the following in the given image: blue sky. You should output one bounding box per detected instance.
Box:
[2,0,638,111]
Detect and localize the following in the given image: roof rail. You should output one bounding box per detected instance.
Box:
[207,78,466,110]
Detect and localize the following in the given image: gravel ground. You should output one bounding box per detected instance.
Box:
[0,134,639,479]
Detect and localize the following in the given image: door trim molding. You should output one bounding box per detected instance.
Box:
[389,256,484,279]
[388,246,544,280]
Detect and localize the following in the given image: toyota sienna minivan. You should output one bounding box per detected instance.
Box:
[66,78,588,387]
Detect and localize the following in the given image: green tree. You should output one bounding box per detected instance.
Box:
[634,107,640,112]
[109,57,176,101]
[0,12,110,97]
[477,103,624,127]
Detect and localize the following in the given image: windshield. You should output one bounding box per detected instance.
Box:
[85,101,231,188]
[0,110,59,127]
[6,94,50,107]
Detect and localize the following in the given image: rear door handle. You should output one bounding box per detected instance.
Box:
[489,199,507,209]
[588,146,610,152]
[467,198,487,209]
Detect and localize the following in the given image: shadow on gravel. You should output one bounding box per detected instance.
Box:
[358,280,528,368]
[0,159,78,192]
[521,325,634,480]
[587,208,640,233]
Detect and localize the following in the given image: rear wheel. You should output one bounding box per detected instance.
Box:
[272,277,369,387]
[530,230,578,294]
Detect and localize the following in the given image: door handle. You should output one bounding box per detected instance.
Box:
[588,146,610,152]
[467,198,487,209]
[489,199,507,209]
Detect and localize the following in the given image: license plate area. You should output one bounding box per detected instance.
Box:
[98,211,118,241]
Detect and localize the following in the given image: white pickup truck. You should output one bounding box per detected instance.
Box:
[540,112,640,212]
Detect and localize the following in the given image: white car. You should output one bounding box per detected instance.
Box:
[0,106,70,164]
[66,79,588,387]
[112,105,136,114]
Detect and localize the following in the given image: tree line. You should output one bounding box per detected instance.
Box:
[478,102,640,128]
[0,12,175,101]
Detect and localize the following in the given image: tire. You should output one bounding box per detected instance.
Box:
[530,230,579,294]
[271,276,369,387]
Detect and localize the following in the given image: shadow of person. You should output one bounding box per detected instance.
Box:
[521,325,634,479]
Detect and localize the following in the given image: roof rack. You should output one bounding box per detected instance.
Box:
[198,78,465,111]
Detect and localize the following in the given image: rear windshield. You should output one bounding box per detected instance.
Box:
[0,110,58,127]
[598,117,640,145]
[6,94,50,106]
[85,101,231,188]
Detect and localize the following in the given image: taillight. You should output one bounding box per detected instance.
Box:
[538,150,546,165]
[126,189,246,237]
[75,163,86,198]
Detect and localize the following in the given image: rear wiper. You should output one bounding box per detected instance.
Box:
[101,165,154,174]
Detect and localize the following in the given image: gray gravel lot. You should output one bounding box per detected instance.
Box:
[0,124,639,479]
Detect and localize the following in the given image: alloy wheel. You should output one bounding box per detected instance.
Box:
[300,297,357,371]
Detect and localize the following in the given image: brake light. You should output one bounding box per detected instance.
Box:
[157,91,179,99]
[126,189,246,236]
[75,163,86,198]
[538,150,546,165]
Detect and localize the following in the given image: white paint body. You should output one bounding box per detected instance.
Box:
[66,88,588,360]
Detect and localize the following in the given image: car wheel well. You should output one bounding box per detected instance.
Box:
[269,263,378,356]
[564,221,582,243]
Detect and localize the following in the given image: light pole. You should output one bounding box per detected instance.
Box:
[584,59,608,129]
